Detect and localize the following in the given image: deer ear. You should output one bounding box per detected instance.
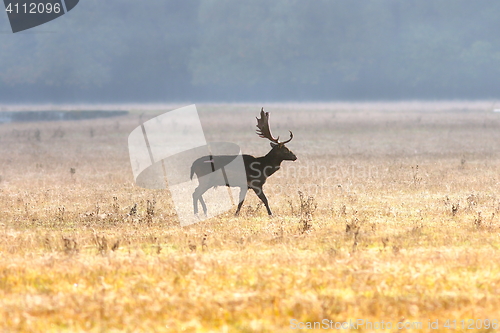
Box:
[270,142,278,148]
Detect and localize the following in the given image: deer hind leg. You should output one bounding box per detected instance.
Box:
[192,191,199,215]
[252,187,272,216]
[199,196,207,216]
[235,187,248,216]
[193,186,209,215]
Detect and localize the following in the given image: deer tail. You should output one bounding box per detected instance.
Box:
[190,164,195,180]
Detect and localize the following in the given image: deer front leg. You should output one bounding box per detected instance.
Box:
[252,187,272,216]
[235,187,248,216]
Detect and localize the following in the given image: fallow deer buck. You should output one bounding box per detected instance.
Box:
[190,108,297,216]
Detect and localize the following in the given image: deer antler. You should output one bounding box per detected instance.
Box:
[256,108,279,143]
[280,130,293,144]
[256,108,293,144]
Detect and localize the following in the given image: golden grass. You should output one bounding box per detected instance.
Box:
[1,102,500,332]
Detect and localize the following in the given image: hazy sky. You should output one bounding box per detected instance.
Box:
[1,0,499,102]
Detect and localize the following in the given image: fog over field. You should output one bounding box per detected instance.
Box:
[2,1,500,102]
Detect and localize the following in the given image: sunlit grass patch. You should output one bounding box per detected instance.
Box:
[1,102,500,331]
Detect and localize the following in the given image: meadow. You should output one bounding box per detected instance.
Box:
[1,102,500,332]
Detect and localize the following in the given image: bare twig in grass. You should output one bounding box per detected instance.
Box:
[288,199,295,216]
[62,236,78,255]
[274,218,285,242]
[246,203,262,216]
[202,234,208,251]
[381,237,389,249]
[94,234,108,255]
[352,229,359,253]
[444,196,460,216]
[57,206,65,223]
[128,203,137,217]
[410,221,423,236]
[44,236,52,251]
[112,197,119,214]
[297,191,317,234]
[111,239,120,251]
[300,214,313,234]
[156,239,162,254]
[339,204,347,217]
[411,165,422,186]
[345,211,365,254]
[467,193,478,210]
[146,199,156,224]
[345,213,361,235]
[473,211,495,231]
[460,156,466,169]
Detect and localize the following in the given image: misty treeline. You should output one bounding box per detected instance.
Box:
[1,0,500,102]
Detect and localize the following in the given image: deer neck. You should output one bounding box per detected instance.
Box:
[263,149,284,168]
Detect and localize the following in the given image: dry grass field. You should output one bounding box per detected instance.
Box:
[1,102,500,332]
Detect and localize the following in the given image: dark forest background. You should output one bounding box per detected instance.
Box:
[1,0,500,102]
